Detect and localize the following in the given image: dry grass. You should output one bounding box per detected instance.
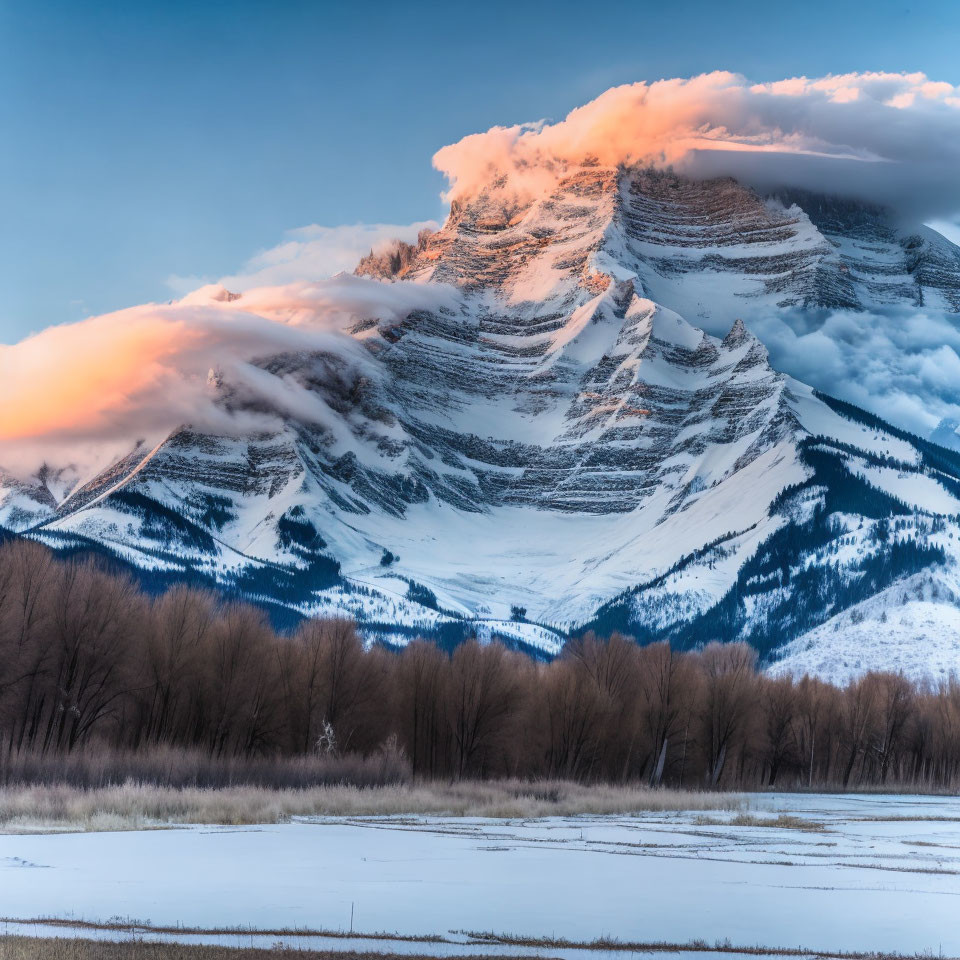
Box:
[0,938,517,960]
[0,931,949,960]
[0,780,745,833]
[0,746,409,792]
[694,813,827,832]
[0,919,444,943]
[460,930,956,959]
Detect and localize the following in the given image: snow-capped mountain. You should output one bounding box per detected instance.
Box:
[4,163,960,675]
[931,417,960,452]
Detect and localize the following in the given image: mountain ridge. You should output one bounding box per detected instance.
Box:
[3,163,960,679]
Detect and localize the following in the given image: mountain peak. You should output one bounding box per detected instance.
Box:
[9,169,960,678]
[722,317,751,348]
[931,417,960,452]
[179,284,243,306]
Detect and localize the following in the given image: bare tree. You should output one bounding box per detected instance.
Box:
[698,643,758,786]
[447,641,522,779]
[139,586,215,746]
[870,672,915,783]
[1,539,959,792]
[839,674,880,787]
[395,640,447,778]
[759,675,797,786]
[635,642,695,786]
[537,658,606,780]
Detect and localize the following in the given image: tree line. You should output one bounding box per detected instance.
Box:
[1,539,959,790]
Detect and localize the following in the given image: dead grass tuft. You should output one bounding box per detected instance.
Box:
[702,813,828,832]
[0,780,745,833]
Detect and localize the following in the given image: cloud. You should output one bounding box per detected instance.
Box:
[433,71,960,221]
[746,305,960,436]
[0,275,458,476]
[218,221,438,291]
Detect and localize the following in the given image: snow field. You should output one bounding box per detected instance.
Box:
[2,793,959,956]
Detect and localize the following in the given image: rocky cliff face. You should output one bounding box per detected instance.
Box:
[4,164,960,674]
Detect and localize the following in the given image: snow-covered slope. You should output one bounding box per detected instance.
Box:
[769,569,960,685]
[4,164,960,674]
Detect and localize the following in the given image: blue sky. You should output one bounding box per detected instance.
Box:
[3,0,960,342]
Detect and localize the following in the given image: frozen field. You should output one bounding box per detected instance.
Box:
[2,793,959,958]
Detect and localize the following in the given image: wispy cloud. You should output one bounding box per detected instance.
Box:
[218,221,438,290]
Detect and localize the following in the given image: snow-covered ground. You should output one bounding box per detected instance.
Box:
[2,793,959,956]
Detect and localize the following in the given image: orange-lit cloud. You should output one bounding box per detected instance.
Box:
[433,71,960,219]
[0,276,457,475]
